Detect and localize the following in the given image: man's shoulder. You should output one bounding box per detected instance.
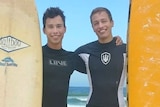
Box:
[116,43,126,53]
[76,41,97,52]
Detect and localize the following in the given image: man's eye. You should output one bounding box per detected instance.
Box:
[57,25,62,28]
[47,25,53,29]
[93,22,98,26]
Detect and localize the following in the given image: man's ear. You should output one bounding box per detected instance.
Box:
[43,28,45,34]
[112,20,114,27]
[64,26,66,33]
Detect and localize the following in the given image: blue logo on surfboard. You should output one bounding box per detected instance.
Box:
[0,57,17,67]
[0,35,30,52]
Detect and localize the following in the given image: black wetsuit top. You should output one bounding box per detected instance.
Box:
[75,38,126,107]
[42,45,85,107]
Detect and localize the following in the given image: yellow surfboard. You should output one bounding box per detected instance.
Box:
[0,0,42,107]
[127,0,160,106]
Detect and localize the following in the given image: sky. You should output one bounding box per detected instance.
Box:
[35,0,130,87]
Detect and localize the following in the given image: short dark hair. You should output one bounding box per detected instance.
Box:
[90,7,113,23]
[43,7,66,28]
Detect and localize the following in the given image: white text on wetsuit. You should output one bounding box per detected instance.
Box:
[49,59,67,66]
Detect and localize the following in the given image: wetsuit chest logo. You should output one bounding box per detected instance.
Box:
[101,52,111,65]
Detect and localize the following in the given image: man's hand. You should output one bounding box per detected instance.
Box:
[115,36,123,45]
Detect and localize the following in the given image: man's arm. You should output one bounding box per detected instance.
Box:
[114,36,123,45]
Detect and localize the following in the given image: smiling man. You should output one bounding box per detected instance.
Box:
[75,7,127,107]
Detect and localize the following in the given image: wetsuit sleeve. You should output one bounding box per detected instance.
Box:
[74,53,87,74]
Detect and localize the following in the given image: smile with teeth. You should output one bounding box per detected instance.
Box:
[51,34,58,37]
[99,29,106,33]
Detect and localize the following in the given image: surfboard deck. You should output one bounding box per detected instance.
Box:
[127,0,160,106]
[0,0,42,107]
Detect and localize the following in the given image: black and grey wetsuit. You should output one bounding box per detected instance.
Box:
[75,38,126,107]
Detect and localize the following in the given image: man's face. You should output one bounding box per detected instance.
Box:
[91,11,113,43]
[43,15,66,47]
